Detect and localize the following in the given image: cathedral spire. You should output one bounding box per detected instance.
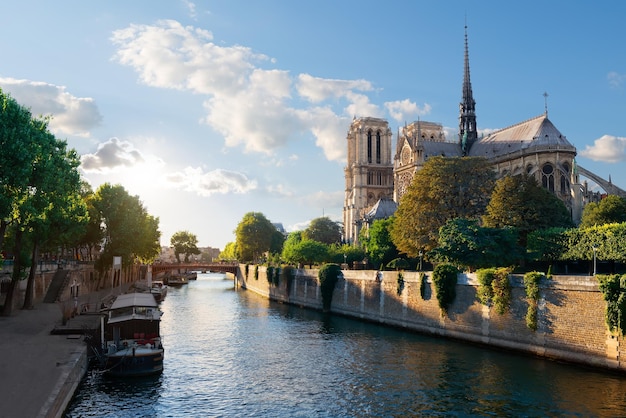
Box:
[459,24,477,155]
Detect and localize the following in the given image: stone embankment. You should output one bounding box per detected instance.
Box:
[237,266,625,373]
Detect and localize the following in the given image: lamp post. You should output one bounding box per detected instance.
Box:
[592,245,598,276]
[418,250,423,271]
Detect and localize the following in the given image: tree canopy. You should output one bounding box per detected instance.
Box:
[430,218,521,271]
[91,183,161,272]
[170,230,201,262]
[483,174,573,245]
[235,212,283,262]
[390,156,495,256]
[580,195,626,228]
[303,217,342,245]
[359,217,398,269]
[0,89,89,314]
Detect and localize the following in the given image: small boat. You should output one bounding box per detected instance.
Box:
[151,280,168,302]
[101,293,164,377]
[167,274,188,286]
[186,272,197,280]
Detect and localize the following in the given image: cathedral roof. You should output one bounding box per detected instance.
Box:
[422,141,462,158]
[365,198,397,221]
[468,113,576,159]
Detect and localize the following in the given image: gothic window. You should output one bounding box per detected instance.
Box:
[376,131,381,164]
[560,174,569,195]
[542,163,555,192]
[367,130,372,163]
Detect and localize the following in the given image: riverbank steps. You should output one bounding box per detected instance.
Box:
[237,265,625,373]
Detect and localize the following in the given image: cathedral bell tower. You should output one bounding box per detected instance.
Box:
[343,117,394,245]
[459,25,477,155]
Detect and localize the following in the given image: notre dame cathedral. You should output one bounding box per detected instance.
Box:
[343,27,626,245]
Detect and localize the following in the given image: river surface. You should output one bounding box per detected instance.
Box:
[65,272,626,417]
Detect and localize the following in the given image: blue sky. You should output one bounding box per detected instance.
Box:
[1,1,625,250]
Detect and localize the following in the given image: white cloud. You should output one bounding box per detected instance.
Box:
[296,73,373,103]
[608,71,626,89]
[81,137,151,173]
[181,0,197,19]
[0,77,102,136]
[579,134,626,163]
[164,167,257,196]
[110,20,386,162]
[384,99,432,122]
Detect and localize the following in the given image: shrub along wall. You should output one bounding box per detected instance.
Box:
[236,265,625,373]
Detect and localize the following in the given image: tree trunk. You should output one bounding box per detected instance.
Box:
[2,228,22,316]
[22,240,39,310]
[0,219,7,253]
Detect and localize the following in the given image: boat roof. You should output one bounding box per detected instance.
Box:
[110,293,158,310]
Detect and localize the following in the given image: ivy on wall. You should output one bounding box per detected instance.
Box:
[433,264,458,316]
[319,263,342,312]
[396,272,405,296]
[523,271,544,331]
[476,267,512,315]
[597,274,626,335]
[419,272,427,300]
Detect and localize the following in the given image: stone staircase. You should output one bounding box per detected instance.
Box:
[43,269,70,303]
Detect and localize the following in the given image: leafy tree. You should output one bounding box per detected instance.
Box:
[327,243,366,266]
[562,223,626,264]
[431,218,520,271]
[526,227,569,263]
[170,230,201,262]
[218,242,237,261]
[359,217,399,268]
[390,156,495,256]
[235,212,278,262]
[483,174,573,246]
[580,195,626,228]
[0,88,38,253]
[303,217,342,245]
[91,183,161,273]
[0,98,88,314]
[281,232,329,267]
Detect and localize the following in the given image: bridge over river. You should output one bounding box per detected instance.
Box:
[151,262,238,276]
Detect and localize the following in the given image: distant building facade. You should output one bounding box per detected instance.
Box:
[343,27,625,245]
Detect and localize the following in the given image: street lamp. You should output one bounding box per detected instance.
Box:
[418,250,423,271]
[592,245,598,276]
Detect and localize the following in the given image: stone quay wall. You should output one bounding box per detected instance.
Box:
[237,265,626,373]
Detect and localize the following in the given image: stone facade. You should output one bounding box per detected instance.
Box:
[238,266,626,373]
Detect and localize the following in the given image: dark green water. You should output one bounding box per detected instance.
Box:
[65,273,626,417]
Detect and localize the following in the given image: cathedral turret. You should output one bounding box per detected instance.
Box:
[459,25,477,155]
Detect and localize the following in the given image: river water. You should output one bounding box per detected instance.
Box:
[65,272,626,417]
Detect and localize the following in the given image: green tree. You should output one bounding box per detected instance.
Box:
[218,242,237,261]
[359,217,399,268]
[391,156,495,256]
[483,174,573,246]
[234,212,277,262]
[431,218,520,271]
[0,88,38,253]
[282,232,329,267]
[303,217,342,245]
[526,227,569,263]
[0,99,88,314]
[91,183,161,273]
[170,230,201,262]
[580,195,626,228]
[328,243,366,266]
